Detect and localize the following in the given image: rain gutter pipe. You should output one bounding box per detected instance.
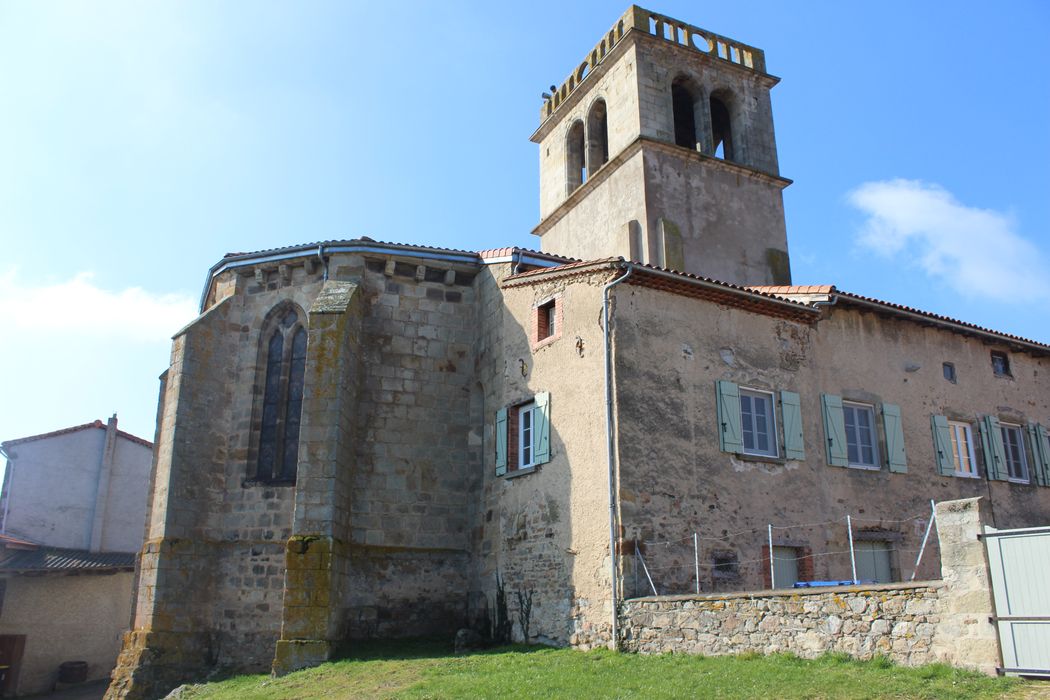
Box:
[602,260,633,648]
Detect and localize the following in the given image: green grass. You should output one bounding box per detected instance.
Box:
[178,639,1032,700]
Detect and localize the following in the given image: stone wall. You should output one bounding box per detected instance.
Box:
[619,497,1003,674]
[622,582,943,665]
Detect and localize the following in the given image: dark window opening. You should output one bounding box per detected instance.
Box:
[566,121,586,193]
[991,351,1011,377]
[538,299,556,341]
[942,362,957,383]
[710,94,733,161]
[256,306,307,483]
[586,100,609,177]
[672,81,697,149]
[711,549,739,581]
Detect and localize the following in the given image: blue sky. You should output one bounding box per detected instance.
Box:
[1,1,1047,443]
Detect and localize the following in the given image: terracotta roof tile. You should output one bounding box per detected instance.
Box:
[748,285,836,296]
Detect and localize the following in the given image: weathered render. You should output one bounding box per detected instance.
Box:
[108,6,1050,698]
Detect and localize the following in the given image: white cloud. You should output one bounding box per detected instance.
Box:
[848,179,1050,302]
[0,270,197,343]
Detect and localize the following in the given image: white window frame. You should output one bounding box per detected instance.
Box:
[1000,423,1029,483]
[948,421,979,478]
[843,401,879,469]
[518,401,538,470]
[739,388,778,458]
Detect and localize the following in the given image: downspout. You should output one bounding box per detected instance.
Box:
[602,261,633,649]
[318,244,329,281]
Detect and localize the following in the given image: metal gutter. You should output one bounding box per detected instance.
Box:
[602,261,633,648]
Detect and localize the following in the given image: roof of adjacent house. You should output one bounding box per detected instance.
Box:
[1,419,153,450]
[750,285,1050,354]
[505,259,1050,354]
[0,546,135,574]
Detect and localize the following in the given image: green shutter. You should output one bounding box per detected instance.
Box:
[931,415,955,476]
[715,381,742,453]
[980,416,1007,481]
[780,390,805,460]
[495,407,508,476]
[882,403,907,473]
[821,394,848,467]
[1027,423,1049,486]
[534,392,551,465]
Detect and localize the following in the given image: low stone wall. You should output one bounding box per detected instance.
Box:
[621,581,943,666]
[618,498,1002,675]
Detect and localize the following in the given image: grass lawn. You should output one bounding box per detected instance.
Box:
[177,640,1038,700]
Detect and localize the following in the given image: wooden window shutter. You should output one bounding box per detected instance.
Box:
[979,415,1007,481]
[534,392,551,465]
[930,415,955,476]
[882,403,907,473]
[780,390,805,460]
[495,407,508,476]
[715,380,742,454]
[820,394,848,467]
[1027,423,1050,486]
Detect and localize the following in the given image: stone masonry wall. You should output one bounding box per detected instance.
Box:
[621,582,944,665]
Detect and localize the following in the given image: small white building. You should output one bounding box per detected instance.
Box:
[0,417,152,696]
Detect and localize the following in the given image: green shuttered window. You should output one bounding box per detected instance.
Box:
[979,416,1008,481]
[716,382,803,460]
[781,391,805,460]
[882,403,907,473]
[930,415,956,476]
[495,394,551,477]
[1028,423,1050,487]
[715,381,743,454]
[495,408,508,476]
[821,394,848,467]
[821,395,907,472]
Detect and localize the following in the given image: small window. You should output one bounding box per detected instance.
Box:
[843,402,879,468]
[1000,423,1029,482]
[494,394,551,477]
[942,362,956,383]
[948,421,978,477]
[539,300,555,340]
[533,298,560,347]
[991,351,1011,377]
[518,402,537,469]
[739,389,777,457]
[711,550,739,582]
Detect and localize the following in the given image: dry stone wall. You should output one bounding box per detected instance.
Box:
[621,582,943,665]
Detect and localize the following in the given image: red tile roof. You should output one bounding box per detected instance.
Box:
[503,259,821,324]
[749,285,836,296]
[750,285,1050,353]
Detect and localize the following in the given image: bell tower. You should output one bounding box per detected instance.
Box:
[531,6,792,286]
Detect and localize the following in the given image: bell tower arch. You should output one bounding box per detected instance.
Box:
[531,6,792,286]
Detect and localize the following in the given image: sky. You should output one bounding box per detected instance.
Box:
[0,1,1047,445]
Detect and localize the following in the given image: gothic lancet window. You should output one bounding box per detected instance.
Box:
[256,306,307,483]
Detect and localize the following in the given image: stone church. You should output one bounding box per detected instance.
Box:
[108,6,1050,698]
